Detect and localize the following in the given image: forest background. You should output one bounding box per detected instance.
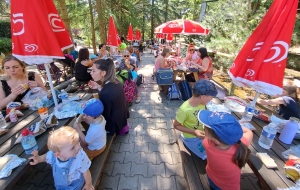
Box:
[0,0,300,71]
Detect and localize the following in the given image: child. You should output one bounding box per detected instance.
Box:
[198,110,253,190]
[173,80,218,160]
[73,98,106,160]
[29,126,93,190]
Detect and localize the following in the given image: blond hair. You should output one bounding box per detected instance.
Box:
[127,45,134,54]
[47,126,79,152]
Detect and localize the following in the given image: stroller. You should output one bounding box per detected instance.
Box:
[56,54,76,80]
[36,62,63,86]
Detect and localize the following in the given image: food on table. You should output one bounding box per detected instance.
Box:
[44,114,58,128]
[5,109,24,121]
[224,96,246,112]
[19,83,29,89]
[6,102,21,115]
[206,101,231,113]
[256,152,277,169]
[254,112,270,122]
[284,158,300,182]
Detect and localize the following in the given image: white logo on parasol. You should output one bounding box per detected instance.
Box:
[48,14,65,32]
[231,63,235,69]
[24,44,38,52]
[168,24,179,28]
[246,41,288,63]
[12,13,25,36]
[245,69,255,77]
[12,43,14,50]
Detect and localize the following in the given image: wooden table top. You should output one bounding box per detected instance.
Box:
[211,98,298,190]
[0,92,92,190]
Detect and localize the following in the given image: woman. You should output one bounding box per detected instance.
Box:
[97,44,110,59]
[247,85,300,120]
[0,55,46,109]
[185,43,200,64]
[88,58,129,135]
[119,50,141,103]
[191,47,213,80]
[74,48,93,89]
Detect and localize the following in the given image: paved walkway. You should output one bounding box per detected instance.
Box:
[98,52,188,189]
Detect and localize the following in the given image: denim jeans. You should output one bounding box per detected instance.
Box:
[207,175,221,190]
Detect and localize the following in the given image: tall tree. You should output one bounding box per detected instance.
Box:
[57,0,74,44]
[88,0,97,54]
[95,0,107,44]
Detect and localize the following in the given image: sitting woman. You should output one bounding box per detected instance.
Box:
[97,44,110,59]
[0,55,46,110]
[185,43,200,64]
[119,50,141,104]
[74,48,93,89]
[247,85,300,120]
[190,47,213,80]
[88,58,129,135]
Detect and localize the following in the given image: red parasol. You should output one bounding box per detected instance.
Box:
[166,34,173,42]
[154,19,209,35]
[127,23,134,41]
[107,16,121,47]
[228,0,298,96]
[135,29,141,41]
[155,33,164,39]
[11,0,74,105]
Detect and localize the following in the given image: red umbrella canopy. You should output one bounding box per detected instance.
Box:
[166,34,173,42]
[155,33,164,39]
[11,0,73,65]
[228,0,298,96]
[127,23,133,41]
[154,19,209,35]
[135,29,141,41]
[107,16,121,47]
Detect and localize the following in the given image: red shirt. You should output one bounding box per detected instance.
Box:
[203,137,249,190]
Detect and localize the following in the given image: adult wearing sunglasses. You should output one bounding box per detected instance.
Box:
[186,43,200,64]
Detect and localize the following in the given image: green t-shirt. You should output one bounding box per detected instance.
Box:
[175,100,205,138]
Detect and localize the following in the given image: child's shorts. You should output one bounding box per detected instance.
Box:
[83,145,106,160]
[181,135,207,160]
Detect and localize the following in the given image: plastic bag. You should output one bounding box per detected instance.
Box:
[53,101,84,119]
[0,154,26,179]
[21,87,54,110]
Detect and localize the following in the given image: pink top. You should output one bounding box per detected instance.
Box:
[154,56,164,72]
[203,137,249,190]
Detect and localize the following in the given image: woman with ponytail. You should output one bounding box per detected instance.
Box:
[198,110,253,190]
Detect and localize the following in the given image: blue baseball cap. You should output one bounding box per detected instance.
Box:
[198,110,243,145]
[90,54,98,59]
[193,80,218,96]
[83,98,104,117]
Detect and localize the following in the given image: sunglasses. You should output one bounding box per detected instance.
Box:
[189,49,195,51]
[123,55,130,57]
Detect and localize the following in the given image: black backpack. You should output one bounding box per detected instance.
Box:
[136,74,144,86]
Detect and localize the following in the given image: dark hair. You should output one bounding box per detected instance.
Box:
[99,44,105,50]
[283,85,298,101]
[78,48,89,62]
[1,55,26,74]
[198,47,209,59]
[94,58,118,86]
[205,127,250,169]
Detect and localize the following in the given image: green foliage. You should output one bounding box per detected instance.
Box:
[0,21,10,38]
[0,37,12,54]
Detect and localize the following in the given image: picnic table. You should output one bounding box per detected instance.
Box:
[0,89,115,190]
[211,98,299,190]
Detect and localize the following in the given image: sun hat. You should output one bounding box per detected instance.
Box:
[83,98,104,117]
[90,54,98,59]
[192,79,218,97]
[198,110,243,145]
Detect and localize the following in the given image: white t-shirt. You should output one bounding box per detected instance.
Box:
[85,116,106,150]
[46,149,91,183]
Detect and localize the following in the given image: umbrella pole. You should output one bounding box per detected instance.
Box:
[44,63,58,106]
[252,91,260,106]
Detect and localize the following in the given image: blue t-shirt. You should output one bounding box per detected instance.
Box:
[278,96,300,120]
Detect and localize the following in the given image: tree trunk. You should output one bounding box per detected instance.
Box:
[88,0,97,54]
[164,0,168,22]
[57,0,74,50]
[95,0,107,44]
[150,0,155,39]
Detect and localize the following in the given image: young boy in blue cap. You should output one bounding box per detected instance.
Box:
[198,110,253,190]
[73,98,106,160]
[173,79,218,160]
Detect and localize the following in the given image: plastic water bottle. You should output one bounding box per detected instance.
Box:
[21,129,38,155]
[242,101,255,121]
[279,117,299,144]
[258,123,277,149]
[59,89,69,104]
[0,112,7,128]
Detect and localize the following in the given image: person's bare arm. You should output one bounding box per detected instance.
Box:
[241,126,253,144]
[29,150,46,165]
[0,84,24,109]
[193,58,209,72]
[73,122,88,148]
[248,96,285,106]
[173,119,205,138]
[82,170,94,190]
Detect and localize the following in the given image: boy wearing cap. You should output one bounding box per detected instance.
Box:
[173,80,218,160]
[198,110,253,190]
[73,98,106,160]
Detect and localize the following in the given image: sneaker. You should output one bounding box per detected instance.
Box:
[135,97,141,104]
